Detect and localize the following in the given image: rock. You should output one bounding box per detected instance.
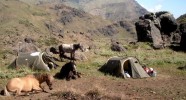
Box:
[180,23,186,51]
[74,52,88,61]
[111,42,126,52]
[135,11,178,49]
[156,11,178,35]
[150,22,164,49]
[135,19,152,42]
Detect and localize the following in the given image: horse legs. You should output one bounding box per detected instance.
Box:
[32,84,44,93]
[70,53,73,60]
[59,52,65,61]
[15,89,22,96]
[70,52,75,61]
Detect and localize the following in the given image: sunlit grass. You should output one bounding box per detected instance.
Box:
[1,38,186,79]
[0,67,34,79]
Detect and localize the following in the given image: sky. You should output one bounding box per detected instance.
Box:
[136,0,186,18]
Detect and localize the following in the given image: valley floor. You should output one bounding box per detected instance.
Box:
[0,69,186,100]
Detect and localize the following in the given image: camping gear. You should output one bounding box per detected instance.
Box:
[9,52,56,71]
[152,70,157,77]
[99,56,150,79]
[125,71,131,78]
[143,66,157,77]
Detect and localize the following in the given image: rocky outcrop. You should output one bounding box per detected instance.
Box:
[179,23,186,51]
[97,25,118,36]
[156,11,178,35]
[45,21,64,37]
[52,4,86,25]
[59,0,148,22]
[119,20,136,34]
[135,11,178,49]
[135,19,152,42]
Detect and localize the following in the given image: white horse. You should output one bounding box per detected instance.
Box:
[58,43,84,61]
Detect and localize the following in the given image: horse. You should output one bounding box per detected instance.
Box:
[58,43,84,61]
[55,61,81,81]
[3,73,54,96]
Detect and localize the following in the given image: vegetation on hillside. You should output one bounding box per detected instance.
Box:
[177,13,186,24]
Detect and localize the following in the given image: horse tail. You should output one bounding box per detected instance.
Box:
[4,86,10,96]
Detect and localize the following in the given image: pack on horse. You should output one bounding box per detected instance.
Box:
[58,43,84,61]
[3,73,54,96]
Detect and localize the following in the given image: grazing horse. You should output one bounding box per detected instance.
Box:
[3,73,54,96]
[58,43,84,61]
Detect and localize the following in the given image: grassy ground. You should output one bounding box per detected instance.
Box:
[1,39,186,79]
[0,38,186,100]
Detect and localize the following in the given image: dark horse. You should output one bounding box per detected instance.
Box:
[54,62,81,81]
[58,43,84,61]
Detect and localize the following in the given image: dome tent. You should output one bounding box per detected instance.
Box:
[9,52,52,71]
[99,56,150,79]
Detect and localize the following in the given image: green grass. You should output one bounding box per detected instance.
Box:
[19,19,34,27]
[1,38,186,79]
[0,0,186,81]
[0,67,34,79]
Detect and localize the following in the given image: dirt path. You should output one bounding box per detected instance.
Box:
[1,72,186,100]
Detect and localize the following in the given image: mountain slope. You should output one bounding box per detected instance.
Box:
[60,0,148,22]
[0,0,130,52]
[20,0,148,22]
[177,13,186,24]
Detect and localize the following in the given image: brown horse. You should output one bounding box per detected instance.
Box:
[3,73,54,96]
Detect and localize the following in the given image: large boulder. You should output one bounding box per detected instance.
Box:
[110,39,126,52]
[155,11,178,35]
[135,19,152,42]
[135,11,178,49]
[150,22,164,49]
[179,23,186,51]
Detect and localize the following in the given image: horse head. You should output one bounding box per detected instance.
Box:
[34,73,54,90]
[75,43,85,52]
[50,47,59,54]
[44,74,54,90]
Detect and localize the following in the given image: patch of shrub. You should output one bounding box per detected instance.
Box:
[19,19,33,27]
[85,89,101,100]
[0,67,34,79]
[50,91,81,100]
[32,12,49,16]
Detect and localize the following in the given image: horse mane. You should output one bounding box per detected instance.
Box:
[33,73,48,84]
[73,43,80,50]
[50,47,59,54]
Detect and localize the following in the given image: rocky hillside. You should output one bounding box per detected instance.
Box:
[64,0,148,22]
[177,13,186,24]
[0,0,130,54]
[20,0,148,21]
[20,0,149,35]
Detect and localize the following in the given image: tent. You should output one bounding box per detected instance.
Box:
[9,52,54,71]
[99,56,150,79]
